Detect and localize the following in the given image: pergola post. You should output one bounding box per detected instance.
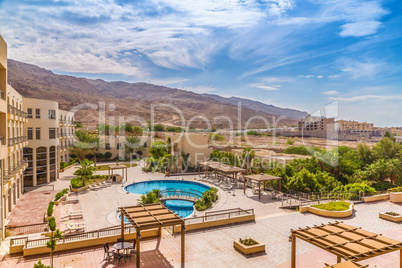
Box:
[400,249,401,268]
[120,209,124,241]
[291,234,296,268]
[337,255,341,263]
[136,231,141,267]
[181,224,186,263]
[243,178,246,194]
[258,182,261,199]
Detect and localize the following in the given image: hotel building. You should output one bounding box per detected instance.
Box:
[0,35,29,241]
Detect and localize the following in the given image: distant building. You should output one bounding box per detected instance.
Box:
[298,116,336,139]
[335,120,374,132]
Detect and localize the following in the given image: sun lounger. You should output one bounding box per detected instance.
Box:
[65,222,85,232]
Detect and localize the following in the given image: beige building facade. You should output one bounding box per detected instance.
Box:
[336,120,374,132]
[0,35,28,241]
[23,99,75,186]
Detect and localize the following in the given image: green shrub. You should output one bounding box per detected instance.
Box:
[372,182,396,191]
[246,130,261,136]
[47,202,54,217]
[209,133,225,141]
[139,189,161,204]
[54,188,69,201]
[312,201,350,211]
[388,186,402,193]
[60,161,66,169]
[33,259,51,268]
[286,139,295,145]
[284,146,324,155]
[48,217,56,231]
[195,187,218,211]
[70,175,108,188]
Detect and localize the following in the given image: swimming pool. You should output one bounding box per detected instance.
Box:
[124,180,210,195]
[124,180,210,219]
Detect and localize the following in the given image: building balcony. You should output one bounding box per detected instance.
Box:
[7,105,28,118]
[2,159,28,184]
[8,136,28,146]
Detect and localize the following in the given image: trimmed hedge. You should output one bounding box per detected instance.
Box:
[71,175,109,189]
[54,188,69,201]
[47,202,54,217]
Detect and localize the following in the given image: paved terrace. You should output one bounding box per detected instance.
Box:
[2,163,402,267]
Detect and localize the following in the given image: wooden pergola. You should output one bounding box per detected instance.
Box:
[198,161,246,182]
[108,164,128,180]
[120,204,186,267]
[244,173,282,198]
[324,261,367,268]
[291,221,402,268]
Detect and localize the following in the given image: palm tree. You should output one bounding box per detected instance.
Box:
[74,159,95,186]
[69,146,95,161]
[387,158,402,185]
[125,135,142,159]
[242,147,255,172]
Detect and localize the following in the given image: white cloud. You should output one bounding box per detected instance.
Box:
[299,75,315,78]
[323,90,339,96]
[317,75,323,78]
[340,58,384,79]
[249,83,281,91]
[340,21,382,37]
[328,75,340,78]
[329,95,402,102]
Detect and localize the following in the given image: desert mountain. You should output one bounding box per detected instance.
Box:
[7,59,306,129]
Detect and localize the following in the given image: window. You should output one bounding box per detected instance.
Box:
[27,108,33,119]
[49,110,56,120]
[35,128,41,140]
[117,143,122,149]
[49,128,56,139]
[106,143,111,150]
[35,109,40,119]
[28,128,33,140]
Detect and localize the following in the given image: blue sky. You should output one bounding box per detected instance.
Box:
[0,0,401,127]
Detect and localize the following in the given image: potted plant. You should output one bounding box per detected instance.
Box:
[233,237,265,255]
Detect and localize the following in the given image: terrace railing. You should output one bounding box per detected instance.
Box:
[183,208,254,225]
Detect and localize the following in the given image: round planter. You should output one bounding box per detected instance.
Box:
[299,203,354,218]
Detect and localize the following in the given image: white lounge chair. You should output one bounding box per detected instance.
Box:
[65,222,85,232]
[65,210,83,218]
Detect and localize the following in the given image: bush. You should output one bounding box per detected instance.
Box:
[139,189,161,204]
[246,130,261,136]
[33,259,51,268]
[372,182,396,191]
[71,175,108,188]
[312,201,350,211]
[60,161,66,169]
[195,187,218,211]
[286,139,295,145]
[209,133,225,141]
[153,124,165,131]
[48,217,56,231]
[54,188,69,201]
[388,186,402,193]
[47,202,54,217]
[284,146,324,156]
[104,152,112,160]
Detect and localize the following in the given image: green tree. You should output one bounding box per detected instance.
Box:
[46,228,63,268]
[33,259,51,268]
[373,137,402,159]
[138,189,161,204]
[125,135,142,159]
[242,147,255,171]
[74,159,95,186]
[149,141,167,159]
[384,131,396,142]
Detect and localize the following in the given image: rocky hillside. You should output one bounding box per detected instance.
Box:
[7,59,306,129]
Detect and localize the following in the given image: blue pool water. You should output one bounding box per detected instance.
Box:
[124,180,210,219]
[124,180,210,195]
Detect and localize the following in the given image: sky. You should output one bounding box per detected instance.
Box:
[0,0,401,127]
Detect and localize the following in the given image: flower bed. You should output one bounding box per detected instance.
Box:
[70,175,109,189]
[379,211,402,222]
[233,238,265,255]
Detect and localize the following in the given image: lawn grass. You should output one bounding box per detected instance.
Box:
[312,201,351,211]
[94,163,138,170]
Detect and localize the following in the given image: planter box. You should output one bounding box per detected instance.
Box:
[299,204,354,218]
[44,215,53,221]
[379,212,402,222]
[71,185,90,192]
[233,239,265,255]
[390,192,402,203]
[362,193,389,202]
[54,195,67,205]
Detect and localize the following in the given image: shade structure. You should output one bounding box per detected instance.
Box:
[108,164,128,180]
[198,161,246,183]
[120,204,186,267]
[291,221,402,268]
[244,173,282,198]
[323,261,367,268]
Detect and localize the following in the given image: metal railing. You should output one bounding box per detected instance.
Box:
[160,188,204,202]
[6,223,48,237]
[3,159,28,183]
[7,136,27,146]
[10,224,138,249]
[8,105,27,118]
[184,208,254,225]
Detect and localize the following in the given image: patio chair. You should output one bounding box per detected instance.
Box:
[103,242,114,261]
[117,238,124,243]
[113,251,125,265]
[127,239,137,258]
[65,210,83,219]
[65,223,85,232]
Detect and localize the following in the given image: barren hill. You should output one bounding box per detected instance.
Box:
[7,59,306,129]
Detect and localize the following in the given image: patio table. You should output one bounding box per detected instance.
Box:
[113,242,132,256]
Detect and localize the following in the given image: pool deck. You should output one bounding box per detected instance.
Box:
[3,161,402,267]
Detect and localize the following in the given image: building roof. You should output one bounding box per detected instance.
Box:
[292,221,402,262]
[108,164,128,170]
[323,261,367,268]
[120,204,185,230]
[244,173,282,182]
[199,161,246,173]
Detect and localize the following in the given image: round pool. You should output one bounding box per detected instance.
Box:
[124,180,210,219]
[124,180,210,194]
